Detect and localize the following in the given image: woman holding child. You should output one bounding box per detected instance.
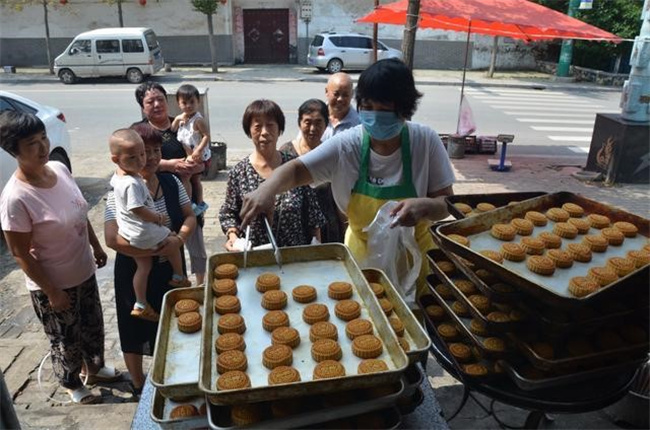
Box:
[104,122,196,395]
[133,82,208,286]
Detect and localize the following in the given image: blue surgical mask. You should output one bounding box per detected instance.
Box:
[359,111,404,141]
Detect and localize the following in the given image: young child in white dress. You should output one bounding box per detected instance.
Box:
[172,84,211,215]
[109,129,190,321]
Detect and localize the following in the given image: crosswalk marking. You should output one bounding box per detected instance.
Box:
[490,105,603,111]
[488,101,600,107]
[464,87,616,145]
[517,118,594,124]
[531,126,594,132]
[504,112,601,117]
[471,94,576,100]
[569,146,590,153]
[548,136,593,142]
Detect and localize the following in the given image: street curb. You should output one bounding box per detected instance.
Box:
[0,73,622,92]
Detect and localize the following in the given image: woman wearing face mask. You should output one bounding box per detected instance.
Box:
[241,59,455,292]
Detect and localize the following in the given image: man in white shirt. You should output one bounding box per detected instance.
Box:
[322,72,360,141]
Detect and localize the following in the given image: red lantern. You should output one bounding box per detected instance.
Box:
[139,0,146,5]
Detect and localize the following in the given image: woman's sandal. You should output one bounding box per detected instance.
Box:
[80,366,122,385]
[68,387,101,405]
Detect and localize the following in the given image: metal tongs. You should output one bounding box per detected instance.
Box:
[243,225,251,268]
[263,215,283,272]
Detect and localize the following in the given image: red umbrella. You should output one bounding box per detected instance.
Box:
[357,0,622,134]
[357,0,622,42]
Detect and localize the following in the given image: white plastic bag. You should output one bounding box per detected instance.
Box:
[362,201,421,302]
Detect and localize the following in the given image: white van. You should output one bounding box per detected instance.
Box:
[54,27,164,84]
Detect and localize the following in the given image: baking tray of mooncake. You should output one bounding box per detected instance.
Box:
[423,274,517,361]
[432,244,650,336]
[199,244,408,405]
[206,378,403,429]
[433,246,522,303]
[362,268,431,365]
[150,387,208,429]
[506,316,649,372]
[446,191,547,219]
[418,292,503,383]
[515,292,650,338]
[427,249,522,333]
[152,287,205,399]
[497,358,646,392]
[434,191,650,308]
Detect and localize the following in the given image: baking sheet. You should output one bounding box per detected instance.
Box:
[417,293,501,382]
[435,246,522,303]
[200,244,408,405]
[435,192,650,307]
[211,260,397,386]
[427,249,520,332]
[150,387,207,429]
[152,287,205,398]
[206,379,404,429]
[507,324,650,372]
[445,192,547,219]
[362,268,431,365]
[467,219,647,298]
[498,358,646,392]
[424,275,515,360]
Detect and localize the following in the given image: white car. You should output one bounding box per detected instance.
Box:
[307,32,403,73]
[0,91,72,193]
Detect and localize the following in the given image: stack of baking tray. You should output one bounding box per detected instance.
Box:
[420,191,650,391]
[445,191,547,219]
[150,244,428,428]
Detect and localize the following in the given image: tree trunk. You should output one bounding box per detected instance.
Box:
[118,0,124,27]
[401,0,420,70]
[207,14,218,73]
[487,36,499,78]
[42,0,53,74]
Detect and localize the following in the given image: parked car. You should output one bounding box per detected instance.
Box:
[54,27,164,84]
[0,91,71,193]
[307,32,403,73]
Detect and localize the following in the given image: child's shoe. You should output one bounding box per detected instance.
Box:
[169,276,192,288]
[130,303,159,322]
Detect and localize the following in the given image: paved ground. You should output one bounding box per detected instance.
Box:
[0,66,646,429]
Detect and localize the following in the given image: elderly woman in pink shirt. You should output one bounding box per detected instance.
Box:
[0,111,119,405]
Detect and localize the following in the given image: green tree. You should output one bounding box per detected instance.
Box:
[191,0,219,73]
[0,0,68,74]
[534,0,643,72]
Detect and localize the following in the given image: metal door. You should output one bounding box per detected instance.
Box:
[243,9,289,63]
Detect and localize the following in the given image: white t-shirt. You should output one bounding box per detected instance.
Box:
[301,122,455,214]
[109,173,171,249]
[0,161,95,291]
[177,112,211,161]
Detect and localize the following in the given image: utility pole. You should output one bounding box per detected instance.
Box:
[401,0,420,70]
[372,0,379,63]
[556,0,581,78]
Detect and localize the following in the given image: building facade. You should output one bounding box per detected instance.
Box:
[0,0,537,70]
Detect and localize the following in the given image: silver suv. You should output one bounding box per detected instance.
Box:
[307,32,403,73]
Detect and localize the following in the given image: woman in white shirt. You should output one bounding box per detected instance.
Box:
[240,59,455,294]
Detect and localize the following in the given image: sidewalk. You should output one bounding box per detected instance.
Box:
[1,147,646,428]
[0,64,623,92]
